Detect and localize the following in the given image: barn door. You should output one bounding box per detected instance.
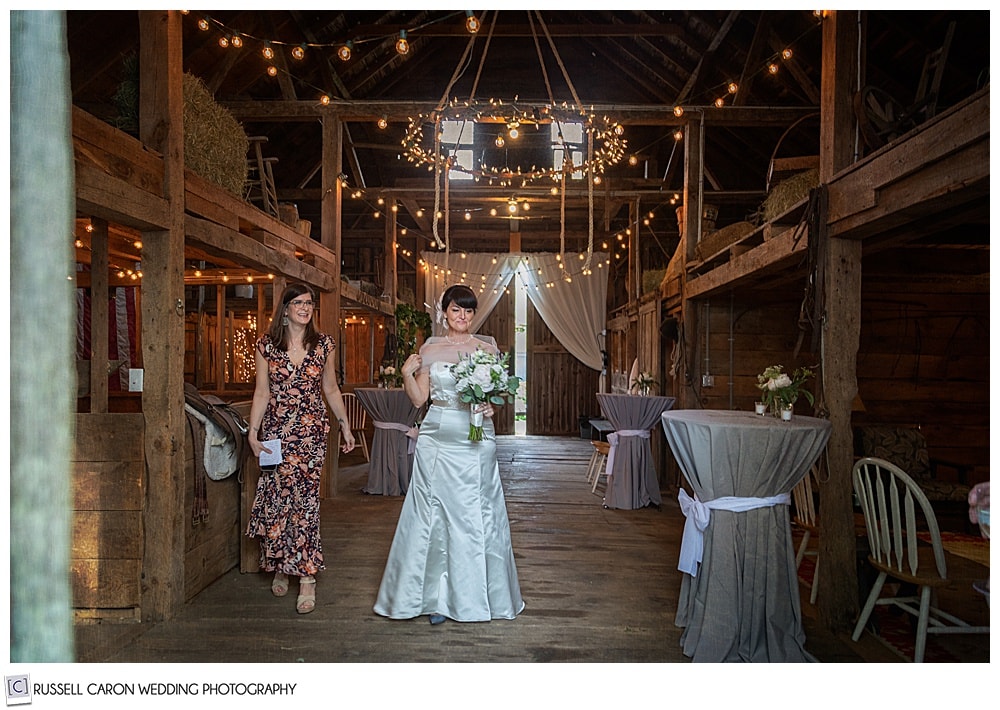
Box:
[478,287,515,435]
[526,299,601,435]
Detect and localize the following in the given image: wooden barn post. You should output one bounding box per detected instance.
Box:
[9,9,76,662]
[320,112,344,497]
[137,10,187,620]
[816,9,862,631]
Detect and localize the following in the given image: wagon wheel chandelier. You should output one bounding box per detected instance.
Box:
[401,10,626,272]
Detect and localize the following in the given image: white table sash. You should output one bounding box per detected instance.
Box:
[374,420,418,454]
[676,488,791,577]
[605,429,650,481]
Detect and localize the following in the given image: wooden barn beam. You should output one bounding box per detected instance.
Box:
[816,9,861,634]
[320,114,344,497]
[137,9,187,623]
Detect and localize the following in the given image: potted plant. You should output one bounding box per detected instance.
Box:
[756,365,815,418]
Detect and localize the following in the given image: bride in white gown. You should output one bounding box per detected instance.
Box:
[374,285,524,624]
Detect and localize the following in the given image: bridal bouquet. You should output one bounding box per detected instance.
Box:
[450,348,520,441]
[757,364,815,414]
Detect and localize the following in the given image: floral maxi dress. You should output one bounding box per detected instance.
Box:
[246,332,336,577]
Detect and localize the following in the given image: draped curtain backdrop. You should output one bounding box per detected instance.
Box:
[421,251,608,371]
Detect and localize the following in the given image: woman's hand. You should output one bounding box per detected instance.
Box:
[474,402,495,419]
[340,426,356,453]
[403,353,422,380]
[249,436,271,460]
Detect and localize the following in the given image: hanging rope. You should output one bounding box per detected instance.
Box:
[531,10,596,270]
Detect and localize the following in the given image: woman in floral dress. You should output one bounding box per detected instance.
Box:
[246,283,356,614]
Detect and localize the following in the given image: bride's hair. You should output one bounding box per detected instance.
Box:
[441,284,477,313]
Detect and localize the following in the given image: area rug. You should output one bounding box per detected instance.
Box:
[796,553,960,662]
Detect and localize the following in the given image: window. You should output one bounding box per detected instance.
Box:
[441,120,474,181]
[552,122,584,179]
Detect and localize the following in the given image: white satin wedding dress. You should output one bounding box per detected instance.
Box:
[374,346,524,622]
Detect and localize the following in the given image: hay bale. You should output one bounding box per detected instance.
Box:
[642,269,666,295]
[695,221,755,261]
[761,168,818,223]
[111,58,248,197]
[183,73,249,197]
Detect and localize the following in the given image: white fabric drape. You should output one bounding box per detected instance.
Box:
[421,252,519,336]
[421,251,608,371]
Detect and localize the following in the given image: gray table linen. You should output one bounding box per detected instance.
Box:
[597,393,675,509]
[661,409,831,662]
[355,388,420,496]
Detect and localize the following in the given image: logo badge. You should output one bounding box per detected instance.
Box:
[4,675,31,706]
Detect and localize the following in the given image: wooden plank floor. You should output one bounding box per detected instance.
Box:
[75,436,987,664]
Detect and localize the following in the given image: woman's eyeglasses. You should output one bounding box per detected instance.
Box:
[288,300,315,309]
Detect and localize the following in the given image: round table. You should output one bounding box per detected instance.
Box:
[355,388,421,496]
[661,408,831,662]
[596,393,676,510]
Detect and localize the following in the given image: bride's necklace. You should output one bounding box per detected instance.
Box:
[446,333,473,345]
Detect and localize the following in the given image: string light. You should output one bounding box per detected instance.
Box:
[291,44,306,60]
[337,41,353,61]
[395,30,409,55]
[465,11,481,33]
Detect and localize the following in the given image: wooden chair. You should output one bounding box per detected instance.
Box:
[587,440,610,494]
[851,457,989,662]
[791,463,820,605]
[341,392,369,462]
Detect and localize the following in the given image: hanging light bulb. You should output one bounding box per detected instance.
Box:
[714,97,726,108]
[728,82,738,94]
[673,105,684,117]
[673,129,684,141]
[377,116,388,130]
[495,134,505,148]
[782,47,793,60]
[628,155,639,166]
[292,44,306,61]
[218,36,229,48]
[395,30,409,55]
[768,62,779,75]
[262,44,274,60]
[319,94,331,106]
[197,18,210,31]
[267,66,278,77]
[230,35,242,48]
[465,11,481,33]
[338,41,353,61]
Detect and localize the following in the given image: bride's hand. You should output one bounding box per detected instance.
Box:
[475,403,495,418]
[403,353,422,379]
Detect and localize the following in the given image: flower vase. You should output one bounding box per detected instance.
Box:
[468,405,485,442]
[780,405,793,421]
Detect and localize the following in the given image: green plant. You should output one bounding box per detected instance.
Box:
[394,302,431,369]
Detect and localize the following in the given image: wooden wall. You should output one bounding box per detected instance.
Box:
[71,410,243,618]
[679,275,989,480]
[72,413,145,620]
[183,415,242,601]
[854,277,989,480]
[525,298,601,435]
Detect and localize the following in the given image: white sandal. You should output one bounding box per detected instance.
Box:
[296,576,316,614]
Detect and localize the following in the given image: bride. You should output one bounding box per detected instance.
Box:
[373,284,524,624]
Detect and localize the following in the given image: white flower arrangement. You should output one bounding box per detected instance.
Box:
[377,364,402,388]
[757,364,815,413]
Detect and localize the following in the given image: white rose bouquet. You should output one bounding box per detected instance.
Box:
[757,364,815,414]
[450,348,520,441]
